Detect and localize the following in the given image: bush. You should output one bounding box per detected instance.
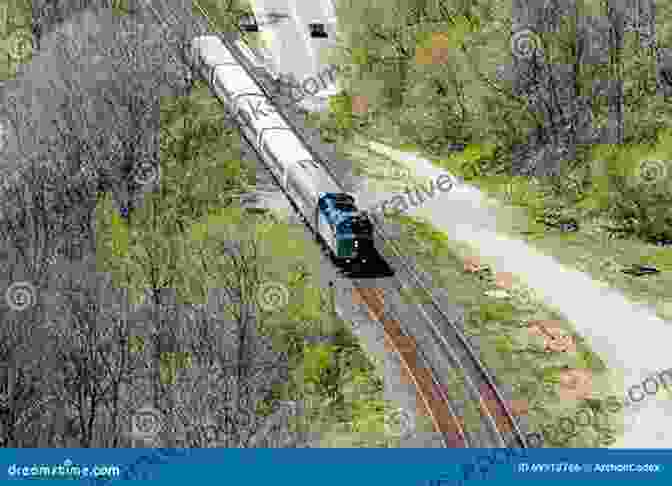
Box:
[328,92,354,131]
[587,130,672,242]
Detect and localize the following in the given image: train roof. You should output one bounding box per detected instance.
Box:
[320,192,354,201]
[192,35,236,66]
[261,132,339,190]
[262,130,311,155]
[214,64,262,95]
[286,159,339,193]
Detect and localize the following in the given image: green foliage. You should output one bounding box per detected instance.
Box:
[399,286,434,306]
[303,344,335,387]
[413,15,478,52]
[328,0,672,250]
[110,0,131,16]
[193,0,251,33]
[478,301,517,323]
[328,92,354,131]
[584,131,672,241]
[159,82,249,227]
[283,324,393,447]
[578,348,607,373]
[350,46,369,66]
[107,199,130,257]
[642,247,672,272]
[0,0,33,80]
[95,82,253,305]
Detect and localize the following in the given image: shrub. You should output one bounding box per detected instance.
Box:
[586,130,672,242]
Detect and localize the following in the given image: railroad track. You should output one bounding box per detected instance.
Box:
[353,284,465,447]
[143,0,528,448]
[352,226,529,447]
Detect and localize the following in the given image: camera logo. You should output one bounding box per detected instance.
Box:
[256,281,289,312]
[5,281,37,311]
[0,5,33,66]
[511,28,544,61]
[384,407,414,439]
[5,29,32,63]
[636,159,667,185]
[130,406,163,441]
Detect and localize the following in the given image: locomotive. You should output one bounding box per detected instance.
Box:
[189,35,373,263]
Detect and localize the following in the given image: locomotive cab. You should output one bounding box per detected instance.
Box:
[317,193,373,263]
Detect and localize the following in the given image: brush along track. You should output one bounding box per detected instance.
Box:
[217,29,529,448]
[363,222,530,448]
[145,0,529,448]
[354,285,466,446]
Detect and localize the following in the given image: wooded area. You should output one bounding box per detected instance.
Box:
[0,0,398,449]
[320,0,672,245]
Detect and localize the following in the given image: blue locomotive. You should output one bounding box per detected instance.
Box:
[317,193,372,263]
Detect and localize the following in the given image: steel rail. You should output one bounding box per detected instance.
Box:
[353,284,465,447]
[145,0,527,448]
[222,31,527,448]
[214,33,475,449]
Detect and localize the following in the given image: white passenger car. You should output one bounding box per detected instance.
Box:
[190,35,373,263]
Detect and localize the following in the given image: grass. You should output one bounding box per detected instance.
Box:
[97,75,400,448]
[355,137,672,324]
[339,138,672,446]
[0,0,33,80]
[383,213,629,448]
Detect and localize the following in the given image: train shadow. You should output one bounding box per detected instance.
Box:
[335,250,395,279]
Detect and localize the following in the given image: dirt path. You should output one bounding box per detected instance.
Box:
[363,140,672,448]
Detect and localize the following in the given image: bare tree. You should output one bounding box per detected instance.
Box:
[159,214,312,448]
[0,295,54,447]
[0,0,320,451]
[42,270,137,447]
[171,290,306,448]
[0,3,196,449]
[5,6,192,215]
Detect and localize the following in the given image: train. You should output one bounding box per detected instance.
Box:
[189,34,374,264]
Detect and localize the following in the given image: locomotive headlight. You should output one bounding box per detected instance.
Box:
[354,241,358,247]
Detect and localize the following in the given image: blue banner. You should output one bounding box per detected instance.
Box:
[0,449,670,484]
